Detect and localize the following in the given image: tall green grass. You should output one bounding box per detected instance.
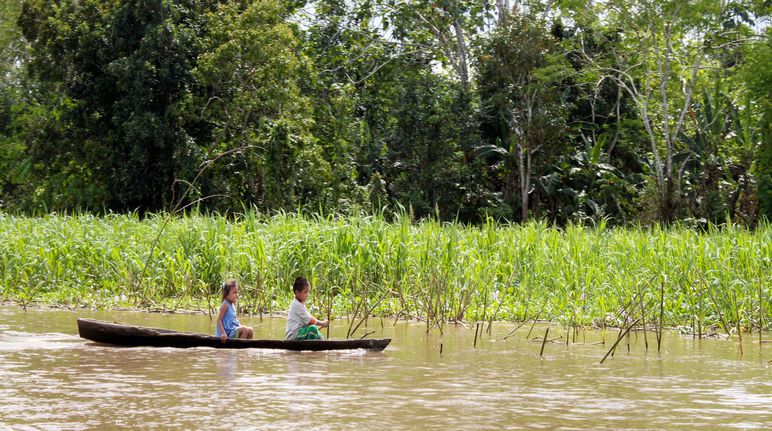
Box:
[0,212,769,332]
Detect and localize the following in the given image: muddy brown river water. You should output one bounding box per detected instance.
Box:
[0,306,770,429]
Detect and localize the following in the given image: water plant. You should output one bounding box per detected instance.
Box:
[0,211,769,336]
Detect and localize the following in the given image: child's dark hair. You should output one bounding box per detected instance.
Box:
[292,276,309,293]
[222,278,238,299]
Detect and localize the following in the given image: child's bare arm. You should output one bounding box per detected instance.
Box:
[310,317,329,328]
[216,303,229,342]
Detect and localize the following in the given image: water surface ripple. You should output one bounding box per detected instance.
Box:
[0,306,770,429]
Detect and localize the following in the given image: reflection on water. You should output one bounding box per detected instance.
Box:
[0,305,770,429]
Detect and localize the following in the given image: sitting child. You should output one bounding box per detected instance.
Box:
[286,276,329,340]
[216,278,254,342]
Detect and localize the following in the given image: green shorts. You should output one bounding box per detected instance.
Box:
[295,325,325,341]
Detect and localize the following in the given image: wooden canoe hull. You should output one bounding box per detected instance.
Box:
[77,318,390,351]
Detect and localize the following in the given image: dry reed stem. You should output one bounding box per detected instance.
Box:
[500,299,548,341]
[474,322,481,348]
[540,326,550,357]
[638,282,648,350]
[346,295,365,339]
[698,281,703,338]
[658,280,664,352]
[526,318,540,339]
[734,291,744,357]
[759,270,764,346]
[600,317,642,364]
[348,290,391,339]
[527,336,562,343]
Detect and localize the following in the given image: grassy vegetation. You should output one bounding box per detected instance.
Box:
[0,212,769,334]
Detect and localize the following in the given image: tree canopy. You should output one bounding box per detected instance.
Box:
[1,0,769,226]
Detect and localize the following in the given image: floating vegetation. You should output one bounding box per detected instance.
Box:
[0,212,769,341]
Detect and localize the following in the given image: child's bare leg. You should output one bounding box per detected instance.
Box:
[238,326,253,339]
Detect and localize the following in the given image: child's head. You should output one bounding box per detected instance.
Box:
[222,278,239,301]
[293,276,310,301]
[293,276,310,293]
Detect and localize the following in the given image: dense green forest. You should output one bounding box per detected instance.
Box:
[1,0,770,226]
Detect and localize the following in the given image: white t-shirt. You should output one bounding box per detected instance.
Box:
[286,297,312,340]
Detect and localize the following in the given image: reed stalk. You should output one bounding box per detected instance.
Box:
[638,282,648,350]
[698,281,703,338]
[346,294,365,339]
[1,214,768,330]
[759,269,764,346]
[733,290,745,357]
[612,324,624,358]
[474,322,481,348]
[614,287,646,325]
[348,289,390,339]
[326,287,332,339]
[526,318,540,339]
[500,299,547,341]
[540,325,550,357]
[658,280,664,353]
[601,317,642,364]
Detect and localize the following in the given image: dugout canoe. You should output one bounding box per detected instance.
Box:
[77,318,390,351]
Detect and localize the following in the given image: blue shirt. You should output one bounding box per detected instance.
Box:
[216,300,240,338]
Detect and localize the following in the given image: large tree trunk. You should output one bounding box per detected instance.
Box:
[453,15,469,92]
[517,140,529,222]
[588,0,717,224]
[654,4,703,223]
[521,144,533,222]
[496,0,511,26]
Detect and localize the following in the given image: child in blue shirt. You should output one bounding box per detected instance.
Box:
[216,279,253,342]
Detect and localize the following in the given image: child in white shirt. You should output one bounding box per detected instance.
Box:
[285,276,329,340]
